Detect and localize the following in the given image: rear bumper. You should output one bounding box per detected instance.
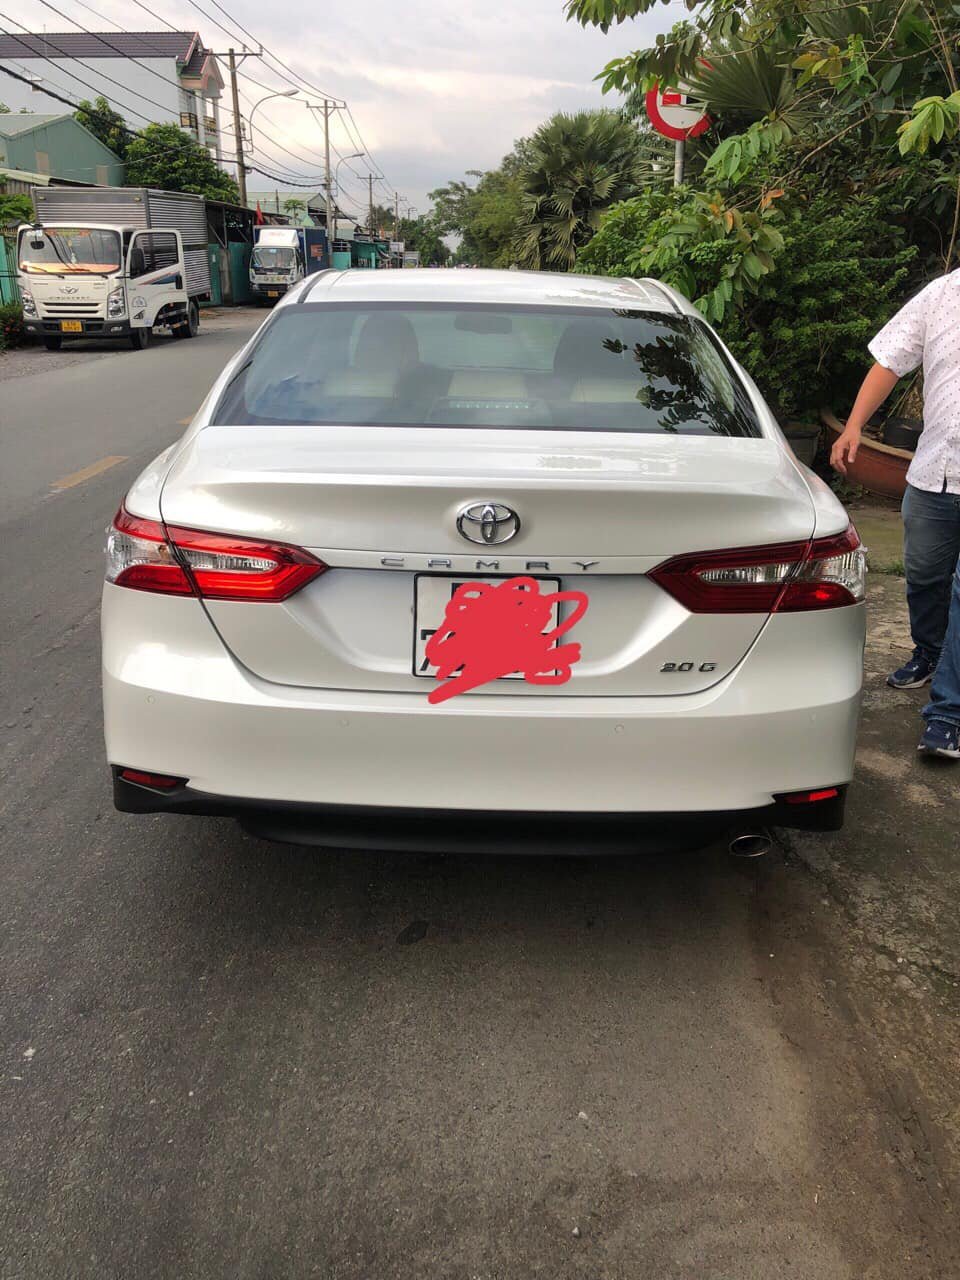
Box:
[102,585,864,832]
[112,768,847,848]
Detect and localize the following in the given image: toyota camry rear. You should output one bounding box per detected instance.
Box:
[101,269,865,850]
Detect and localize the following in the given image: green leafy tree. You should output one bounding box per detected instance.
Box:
[721,193,916,421]
[566,0,960,267]
[578,184,785,322]
[580,182,914,420]
[396,213,451,265]
[124,123,239,202]
[513,109,643,270]
[75,95,128,159]
[282,197,307,222]
[430,137,531,266]
[0,191,34,225]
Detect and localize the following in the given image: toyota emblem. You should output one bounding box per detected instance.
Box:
[456,502,521,546]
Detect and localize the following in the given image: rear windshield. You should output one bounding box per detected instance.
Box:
[212,303,760,436]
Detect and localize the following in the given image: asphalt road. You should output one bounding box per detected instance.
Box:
[1,316,956,1280]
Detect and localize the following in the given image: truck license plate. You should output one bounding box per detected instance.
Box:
[60,320,83,333]
[267,290,279,298]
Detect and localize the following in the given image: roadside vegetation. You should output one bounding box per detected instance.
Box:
[426,0,958,432]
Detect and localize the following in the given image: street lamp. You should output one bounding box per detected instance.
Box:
[334,152,364,190]
[246,88,299,171]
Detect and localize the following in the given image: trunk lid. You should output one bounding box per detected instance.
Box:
[159,425,815,696]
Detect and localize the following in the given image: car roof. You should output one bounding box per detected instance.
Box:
[296,267,695,315]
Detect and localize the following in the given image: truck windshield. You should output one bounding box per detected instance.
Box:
[18,227,121,275]
[253,247,296,270]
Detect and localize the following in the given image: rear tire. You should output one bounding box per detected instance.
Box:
[129,327,151,351]
[43,336,62,352]
[173,300,200,339]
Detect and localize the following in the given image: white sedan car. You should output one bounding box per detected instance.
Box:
[102,269,865,852]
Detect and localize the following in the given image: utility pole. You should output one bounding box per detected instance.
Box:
[211,47,262,205]
[368,174,375,236]
[322,99,334,267]
[394,191,400,242]
[227,49,247,205]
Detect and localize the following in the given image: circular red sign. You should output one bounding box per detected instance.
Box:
[645,81,711,141]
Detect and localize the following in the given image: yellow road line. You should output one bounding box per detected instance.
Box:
[177,416,193,425]
[50,455,128,491]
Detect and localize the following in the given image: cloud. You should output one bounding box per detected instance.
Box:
[12,0,673,206]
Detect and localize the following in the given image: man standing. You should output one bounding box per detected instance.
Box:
[831,270,960,758]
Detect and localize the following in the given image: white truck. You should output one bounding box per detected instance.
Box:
[18,186,211,352]
[249,224,327,304]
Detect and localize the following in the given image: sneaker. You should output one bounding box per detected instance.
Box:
[918,720,960,759]
[887,653,936,689]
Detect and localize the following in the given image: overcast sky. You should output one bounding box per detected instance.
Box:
[12,0,675,214]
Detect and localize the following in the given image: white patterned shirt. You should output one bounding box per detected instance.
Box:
[868,270,960,494]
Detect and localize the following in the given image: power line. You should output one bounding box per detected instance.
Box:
[183,0,392,186]
[47,0,330,181]
[4,3,387,194]
[0,58,321,186]
[4,5,330,184]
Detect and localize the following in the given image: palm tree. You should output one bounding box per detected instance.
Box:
[513,110,643,271]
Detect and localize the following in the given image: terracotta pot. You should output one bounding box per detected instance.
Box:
[821,408,911,499]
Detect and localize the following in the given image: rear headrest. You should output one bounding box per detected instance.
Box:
[571,378,642,403]
[447,371,527,399]
[553,320,624,377]
[353,313,419,372]
[323,368,399,398]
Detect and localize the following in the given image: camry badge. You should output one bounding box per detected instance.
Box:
[456,502,521,546]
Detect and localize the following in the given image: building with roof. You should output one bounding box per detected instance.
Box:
[0,31,224,160]
[0,112,123,185]
[246,190,355,230]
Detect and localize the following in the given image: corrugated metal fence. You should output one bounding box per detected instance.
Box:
[0,233,22,305]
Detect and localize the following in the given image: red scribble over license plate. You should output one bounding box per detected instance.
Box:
[418,575,589,705]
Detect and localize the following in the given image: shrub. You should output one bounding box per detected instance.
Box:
[717,195,915,421]
[579,186,916,421]
[0,301,25,351]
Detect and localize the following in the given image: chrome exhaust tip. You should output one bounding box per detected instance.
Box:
[728,829,773,859]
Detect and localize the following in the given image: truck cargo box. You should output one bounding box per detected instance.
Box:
[32,186,211,299]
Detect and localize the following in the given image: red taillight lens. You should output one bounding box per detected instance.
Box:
[106,507,326,602]
[783,787,840,805]
[119,768,184,789]
[649,524,865,614]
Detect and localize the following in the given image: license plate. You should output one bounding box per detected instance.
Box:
[413,574,561,679]
[60,320,83,333]
[267,290,279,297]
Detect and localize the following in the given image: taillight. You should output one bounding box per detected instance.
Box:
[105,506,326,601]
[650,524,865,614]
[119,767,184,790]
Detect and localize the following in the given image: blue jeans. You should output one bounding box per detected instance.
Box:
[901,483,960,664]
[924,559,960,728]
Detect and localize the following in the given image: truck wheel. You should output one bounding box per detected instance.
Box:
[43,337,62,352]
[174,301,200,339]
[129,328,151,351]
